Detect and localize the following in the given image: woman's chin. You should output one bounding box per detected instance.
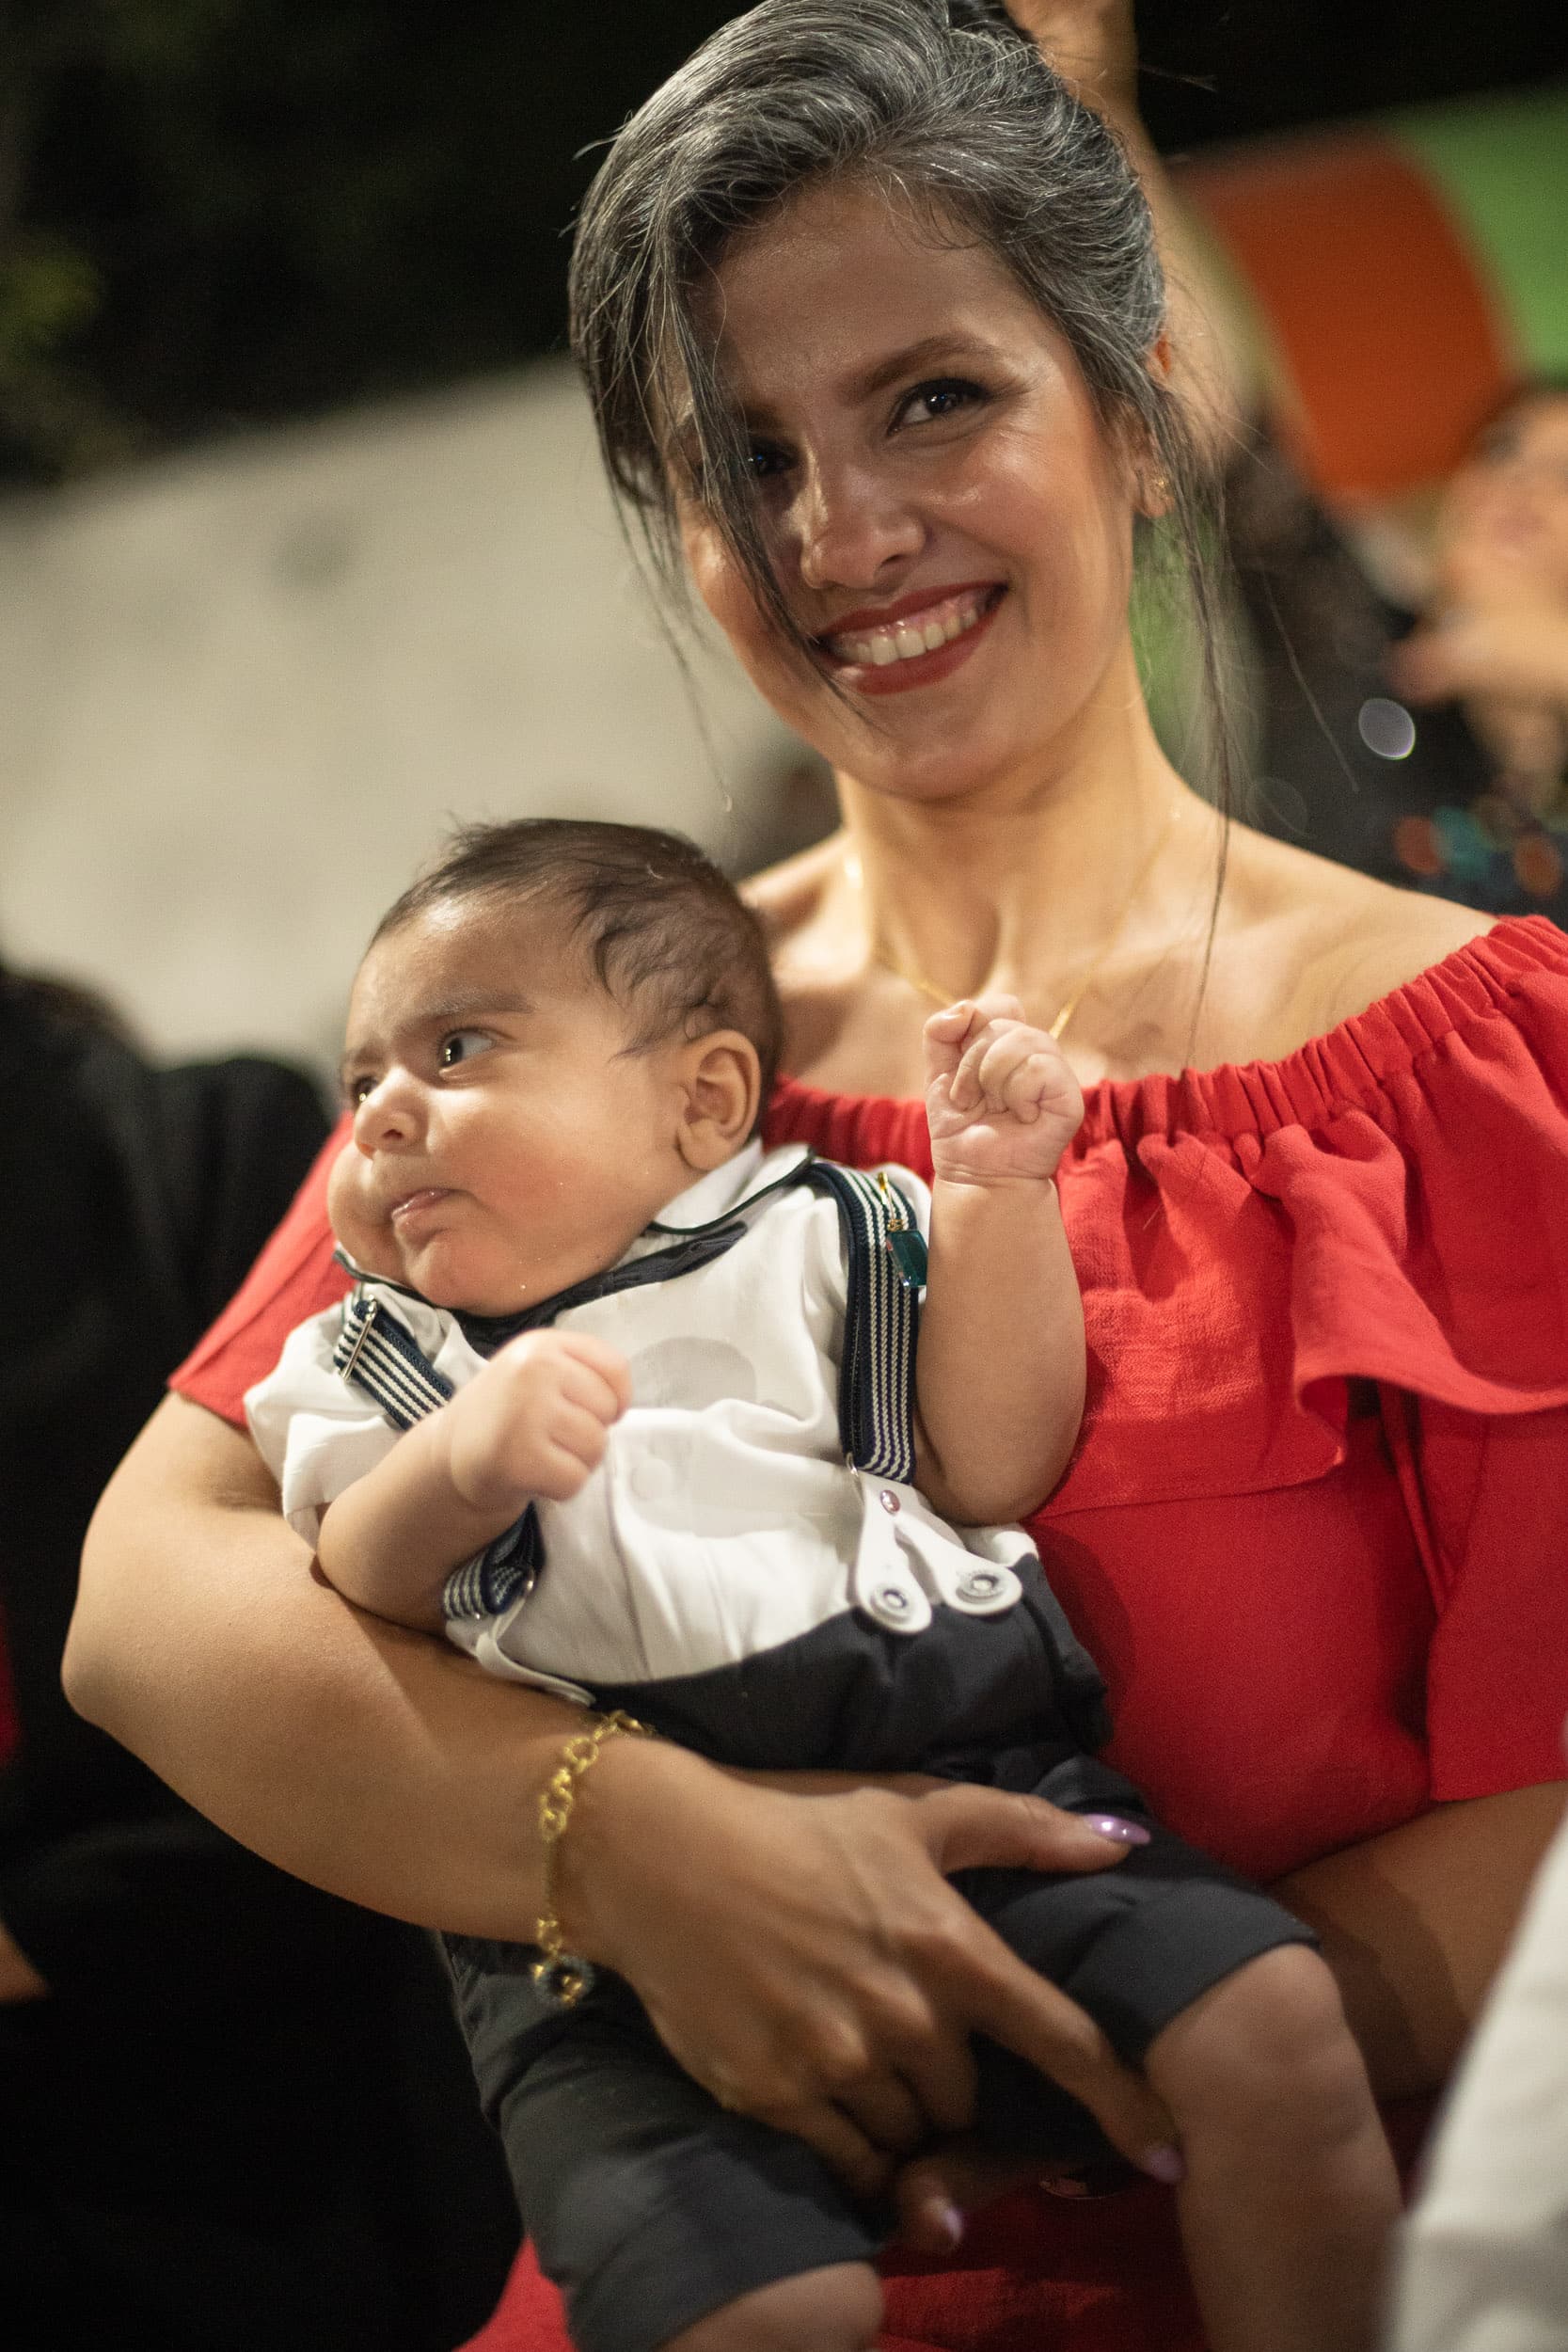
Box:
[846,724,1048,812]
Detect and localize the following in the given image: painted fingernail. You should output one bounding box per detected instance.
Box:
[1085,1815,1151,1845]
[1141,2143,1185,2185]
[927,2199,966,2250]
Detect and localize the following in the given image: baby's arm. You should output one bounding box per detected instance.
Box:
[913,994,1085,1526]
[316,1329,629,1630]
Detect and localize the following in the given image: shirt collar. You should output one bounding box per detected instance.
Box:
[636,1138,810,1247]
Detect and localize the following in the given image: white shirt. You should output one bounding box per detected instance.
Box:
[245,1142,1031,1703]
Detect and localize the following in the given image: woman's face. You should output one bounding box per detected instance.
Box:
[675,178,1146,809]
[1434,393,1568,608]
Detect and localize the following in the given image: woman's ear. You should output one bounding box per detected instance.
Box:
[1127,353,1175,518]
[675,1031,763,1170]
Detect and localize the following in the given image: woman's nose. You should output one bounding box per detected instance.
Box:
[792,457,923,593]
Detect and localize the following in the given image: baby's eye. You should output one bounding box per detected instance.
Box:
[437,1028,493,1071]
[344,1073,376,1107]
[893,377,987,430]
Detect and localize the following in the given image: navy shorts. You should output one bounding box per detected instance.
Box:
[446,1757,1312,2352]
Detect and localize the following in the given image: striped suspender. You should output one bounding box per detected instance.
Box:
[332,1293,453,1426]
[796,1162,925,1487]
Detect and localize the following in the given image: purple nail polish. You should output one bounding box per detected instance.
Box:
[930,2200,966,2250]
[1140,2143,1185,2185]
[1084,1814,1151,1845]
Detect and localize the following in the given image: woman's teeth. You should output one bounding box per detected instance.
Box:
[828,590,991,669]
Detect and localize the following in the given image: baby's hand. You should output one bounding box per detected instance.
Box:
[924,995,1085,1185]
[443,1329,631,1516]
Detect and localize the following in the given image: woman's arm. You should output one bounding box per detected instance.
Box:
[69,1394,588,1931]
[68,1391,1177,2194]
[1005,0,1258,461]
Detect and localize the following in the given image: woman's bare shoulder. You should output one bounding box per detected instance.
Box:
[1220,825,1493,1051]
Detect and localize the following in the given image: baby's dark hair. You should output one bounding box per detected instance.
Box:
[372,818,784,1108]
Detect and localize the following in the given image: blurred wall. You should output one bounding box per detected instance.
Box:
[0,359,802,1074]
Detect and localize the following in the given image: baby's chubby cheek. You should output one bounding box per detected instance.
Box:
[326,1140,395,1277]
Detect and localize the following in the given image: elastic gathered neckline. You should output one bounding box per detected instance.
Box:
[770,916,1568,1155]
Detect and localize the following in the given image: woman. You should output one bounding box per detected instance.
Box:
[66,5,1568,2348]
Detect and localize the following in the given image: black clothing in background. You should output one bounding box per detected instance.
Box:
[1227,430,1568,929]
[0,978,516,2352]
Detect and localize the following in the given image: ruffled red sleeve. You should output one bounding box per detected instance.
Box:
[170,1114,351,1425]
[769,917,1568,1872]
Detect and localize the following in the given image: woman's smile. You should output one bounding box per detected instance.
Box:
[819,581,1005,694]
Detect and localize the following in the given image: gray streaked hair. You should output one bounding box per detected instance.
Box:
[568,0,1233,816]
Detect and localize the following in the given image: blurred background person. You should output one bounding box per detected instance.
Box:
[1224,381,1568,921]
[0,956,516,2352]
[1023,1,1568,924]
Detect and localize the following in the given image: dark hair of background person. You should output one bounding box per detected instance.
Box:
[0,957,518,2352]
[376,817,786,1104]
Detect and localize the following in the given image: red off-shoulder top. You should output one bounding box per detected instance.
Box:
[173,915,1568,2352]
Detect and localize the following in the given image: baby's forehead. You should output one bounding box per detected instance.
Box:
[356,891,578,989]
[344,891,616,1040]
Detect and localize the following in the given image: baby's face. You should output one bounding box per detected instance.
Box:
[328,898,696,1314]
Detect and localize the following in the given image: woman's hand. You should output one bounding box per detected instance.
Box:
[1388,599,1568,710]
[557,1747,1177,2202]
[1001,0,1136,115]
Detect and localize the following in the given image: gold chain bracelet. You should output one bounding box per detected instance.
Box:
[531,1709,649,2007]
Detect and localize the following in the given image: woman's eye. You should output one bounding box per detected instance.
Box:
[894,377,986,430]
[745,440,790,483]
[438,1029,493,1071]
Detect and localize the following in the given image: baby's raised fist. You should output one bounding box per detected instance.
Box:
[924,994,1085,1184]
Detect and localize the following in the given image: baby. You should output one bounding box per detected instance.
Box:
[245,818,1401,2352]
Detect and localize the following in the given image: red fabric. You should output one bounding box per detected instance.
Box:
[175,1117,354,1412]
[174,915,1568,2352]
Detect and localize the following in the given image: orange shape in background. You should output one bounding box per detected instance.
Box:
[1180,137,1515,507]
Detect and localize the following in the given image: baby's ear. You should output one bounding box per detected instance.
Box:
[676,1031,762,1169]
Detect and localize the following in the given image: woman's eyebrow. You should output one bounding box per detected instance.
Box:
[846,332,997,404]
[734,333,999,429]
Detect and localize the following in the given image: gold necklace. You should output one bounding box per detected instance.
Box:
[847,800,1182,1044]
